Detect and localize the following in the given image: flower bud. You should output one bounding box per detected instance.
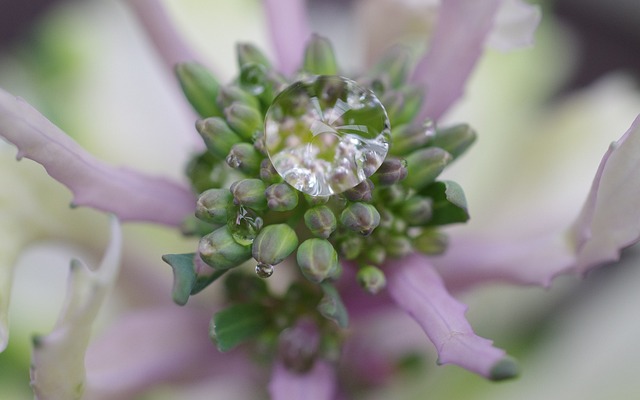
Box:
[403,148,452,191]
[199,226,252,270]
[224,102,262,141]
[399,196,433,225]
[216,85,260,110]
[196,117,242,159]
[278,319,320,373]
[303,193,330,206]
[260,158,281,184]
[369,46,411,89]
[230,179,267,210]
[175,62,223,118]
[237,43,272,69]
[303,34,338,75]
[239,63,274,102]
[377,185,407,207]
[195,188,233,224]
[226,142,262,174]
[366,245,386,265]
[412,229,449,255]
[252,224,299,265]
[297,238,340,283]
[340,202,381,236]
[431,124,477,159]
[343,179,374,202]
[265,183,299,211]
[338,235,363,260]
[390,120,436,156]
[384,235,413,258]
[374,158,408,186]
[304,205,337,239]
[357,265,387,294]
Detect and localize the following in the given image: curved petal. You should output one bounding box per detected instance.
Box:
[0,89,195,226]
[263,0,312,75]
[410,0,503,120]
[386,255,517,380]
[268,360,336,400]
[486,0,541,51]
[30,216,122,400]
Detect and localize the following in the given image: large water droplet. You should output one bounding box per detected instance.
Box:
[255,263,274,278]
[227,206,263,245]
[265,76,390,196]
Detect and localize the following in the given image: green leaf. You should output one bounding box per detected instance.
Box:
[211,303,270,352]
[318,283,348,328]
[422,181,470,226]
[162,253,197,306]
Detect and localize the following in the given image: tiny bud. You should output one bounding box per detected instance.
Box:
[230,179,267,210]
[195,188,233,224]
[239,63,274,101]
[216,85,260,110]
[357,265,387,294]
[377,185,408,207]
[431,124,477,159]
[369,46,411,89]
[412,229,449,255]
[340,202,381,236]
[226,142,262,174]
[381,86,423,127]
[175,62,222,118]
[297,238,340,283]
[304,205,337,239]
[384,235,413,258]
[225,103,262,141]
[260,158,281,184]
[366,245,386,265]
[303,34,338,75]
[196,117,242,159]
[278,319,320,373]
[199,226,252,270]
[252,224,299,265]
[338,235,363,260]
[237,43,272,69]
[390,120,436,156]
[374,158,408,185]
[265,183,299,211]
[399,196,433,225]
[304,193,330,206]
[343,179,374,202]
[403,148,452,191]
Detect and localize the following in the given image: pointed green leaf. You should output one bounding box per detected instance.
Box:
[318,283,348,328]
[422,180,470,226]
[211,303,270,351]
[162,253,197,306]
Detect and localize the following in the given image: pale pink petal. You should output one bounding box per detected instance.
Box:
[268,360,336,400]
[0,89,195,226]
[31,216,122,400]
[386,254,516,380]
[410,0,503,120]
[263,0,312,75]
[486,0,541,51]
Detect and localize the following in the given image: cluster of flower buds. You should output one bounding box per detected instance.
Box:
[163,35,477,371]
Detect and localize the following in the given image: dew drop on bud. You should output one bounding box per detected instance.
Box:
[255,262,274,278]
[227,206,263,245]
[264,76,390,196]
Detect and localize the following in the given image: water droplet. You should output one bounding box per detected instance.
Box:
[423,119,436,140]
[255,263,274,278]
[265,76,390,196]
[227,206,263,245]
[226,153,242,168]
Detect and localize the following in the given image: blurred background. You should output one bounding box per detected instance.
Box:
[1,0,639,399]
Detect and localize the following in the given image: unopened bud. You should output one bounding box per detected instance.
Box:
[225,102,262,140]
[239,63,274,102]
[278,319,320,373]
[399,196,433,225]
[199,226,252,270]
[175,62,222,118]
[226,142,262,174]
[366,245,386,265]
[252,224,299,265]
[390,120,436,156]
[237,43,272,69]
[230,179,267,210]
[374,158,408,185]
[384,235,413,258]
[431,124,477,159]
[412,229,449,255]
[265,183,299,211]
[382,86,424,127]
[403,148,452,191]
[338,235,363,260]
[216,85,260,110]
[304,205,337,239]
[195,188,233,224]
[260,158,281,184]
[357,265,387,294]
[196,117,242,159]
[303,34,338,75]
[297,238,340,283]
[343,179,374,202]
[303,193,330,206]
[369,46,411,89]
[340,202,381,236]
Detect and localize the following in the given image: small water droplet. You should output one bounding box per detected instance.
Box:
[226,153,242,168]
[423,119,436,140]
[255,263,274,278]
[265,76,390,196]
[227,206,263,245]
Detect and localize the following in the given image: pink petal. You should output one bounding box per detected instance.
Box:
[263,0,312,76]
[410,0,503,120]
[0,89,195,226]
[386,254,517,380]
[268,360,337,400]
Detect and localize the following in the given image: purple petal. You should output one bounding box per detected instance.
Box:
[0,89,195,226]
[263,0,312,75]
[386,254,516,379]
[268,360,336,400]
[410,0,503,120]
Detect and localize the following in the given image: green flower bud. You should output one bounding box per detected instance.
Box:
[226,142,262,174]
[374,158,408,186]
[175,62,223,118]
[252,224,299,265]
[196,117,242,159]
[412,229,449,255]
[377,185,408,207]
[199,226,252,270]
[384,235,413,258]
[239,63,274,103]
[343,179,373,202]
[230,179,267,210]
[303,193,330,206]
[224,102,262,141]
[237,43,272,69]
[304,205,337,239]
[186,151,226,193]
[260,158,282,184]
[382,86,423,127]
[357,265,387,294]
[195,188,233,224]
[265,183,299,211]
[366,245,386,265]
[390,120,436,156]
[431,124,477,159]
[303,34,338,75]
[369,46,411,89]
[297,239,340,283]
[340,202,381,236]
[217,85,260,110]
[403,148,452,191]
[399,196,433,225]
[338,235,363,260]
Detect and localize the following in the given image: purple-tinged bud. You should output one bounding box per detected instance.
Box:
[216,85,260,110]
[340,202,381,236]
[303,34,338,75]
[196,117,242,159]
[265,183,299,211]
[403,147,452,191]
[195,188,233,224]
[199,226,252,270]
[357,265,387,294]
[278,319,320,373]
[304,205,337,239]
[303,193,330,206]
[252,224,298,266]
[260,158,281,184]
[374,158,408,186]
[412,229,448,255]
[230,179,267,210]
[297,238,340,283]
[390,119,436,156]
[226,142,262,174]
[224,102,262,141]
[399,196,433,225]
[343,179,374,202]
[175,62,222,118]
